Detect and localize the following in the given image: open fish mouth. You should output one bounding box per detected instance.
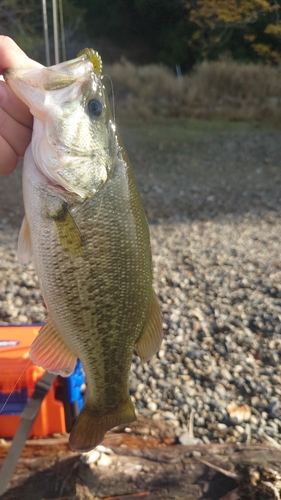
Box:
[4,55,94,117]
[5,50,112,198]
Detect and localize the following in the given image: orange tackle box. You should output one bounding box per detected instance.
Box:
[0,325,85,438]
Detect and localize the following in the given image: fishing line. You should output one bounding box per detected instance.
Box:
[0,358,32,415]
[102,74,116,124]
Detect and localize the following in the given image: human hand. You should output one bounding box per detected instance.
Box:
[0,36,42,174]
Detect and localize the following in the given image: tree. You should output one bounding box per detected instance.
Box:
[187,0,281,62]
[0,0,43,57]
[74,0,192,68]
[0,0,84,63]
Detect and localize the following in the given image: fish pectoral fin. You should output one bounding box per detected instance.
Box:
[50,202,82,257]
[135,290,163,363]
[30,316,77,377]
[18,215,32,266]
[69,396,136,452]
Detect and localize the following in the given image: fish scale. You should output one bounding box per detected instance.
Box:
[4,50,162,451]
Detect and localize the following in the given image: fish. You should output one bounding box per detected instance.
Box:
[4,49,163,452]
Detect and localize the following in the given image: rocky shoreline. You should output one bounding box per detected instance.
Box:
[1,122,281,448]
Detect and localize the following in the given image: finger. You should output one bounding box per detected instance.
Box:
[0,81,33,128]
[0,37,41,176]
[0,136,18,174]
[0,36,42,73]
[0,106,32,157]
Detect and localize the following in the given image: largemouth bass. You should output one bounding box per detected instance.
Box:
[4,50,162,452]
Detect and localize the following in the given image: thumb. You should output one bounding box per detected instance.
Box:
[0,36,43,75]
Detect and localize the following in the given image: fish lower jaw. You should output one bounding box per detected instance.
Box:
[33,159,81,198]
[32,136,74,193]
[33,165,68,194]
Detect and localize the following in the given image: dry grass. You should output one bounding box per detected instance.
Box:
[104,58,281,124]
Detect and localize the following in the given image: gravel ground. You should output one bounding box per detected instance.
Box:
[1,121,281,447]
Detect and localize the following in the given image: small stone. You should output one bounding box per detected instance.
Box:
[124,463,143,473]
[235,425,245,434]
[274,419,281,428]
[220,368,232,381]
[268,400,280,415]
[217,423,227,431]
[18,314,28,323]
[226,402,251,424]
[169,419,180,428]
[194,416,205,427]
[182,385,196,397]
[158,380,171,389]
[162,411,176,420]
[97,453,112,467]
[251,396,261,408]
[190,450,202,458]
[152,413,162,420]
[179,433,201,445]
[250,415,259,426]
[147,401,158,412]
[214,384,226,398]
[81,450,100,465]
[202,436,210,444]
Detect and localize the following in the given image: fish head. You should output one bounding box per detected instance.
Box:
[5,53,116,198]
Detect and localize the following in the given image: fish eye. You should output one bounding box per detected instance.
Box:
[88,98,103,117]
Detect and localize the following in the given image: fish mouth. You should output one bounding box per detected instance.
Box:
[4,55,94,116]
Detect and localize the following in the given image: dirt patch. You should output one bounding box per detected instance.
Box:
[123,120,281,222]
[1,120,281,229]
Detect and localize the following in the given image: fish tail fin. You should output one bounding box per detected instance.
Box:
[69,396,136,452]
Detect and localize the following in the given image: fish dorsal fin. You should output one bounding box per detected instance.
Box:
[135,290,163,362]
[18,215,32,266]
[30,316,77,376]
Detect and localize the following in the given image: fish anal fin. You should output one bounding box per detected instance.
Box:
[135,290,163,362]
[30,316,77,376]
[50,202,82,257]
[18,215,32,266]
[69,396,136,452]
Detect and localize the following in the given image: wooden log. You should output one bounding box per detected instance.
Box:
[1,433,281,500]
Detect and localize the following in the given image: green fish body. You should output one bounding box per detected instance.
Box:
[5,51,162,452]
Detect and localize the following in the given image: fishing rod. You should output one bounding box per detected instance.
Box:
[59,0,66,62]
[42,0,66,66]
[52,0,59,64]
[42,0,50,66]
